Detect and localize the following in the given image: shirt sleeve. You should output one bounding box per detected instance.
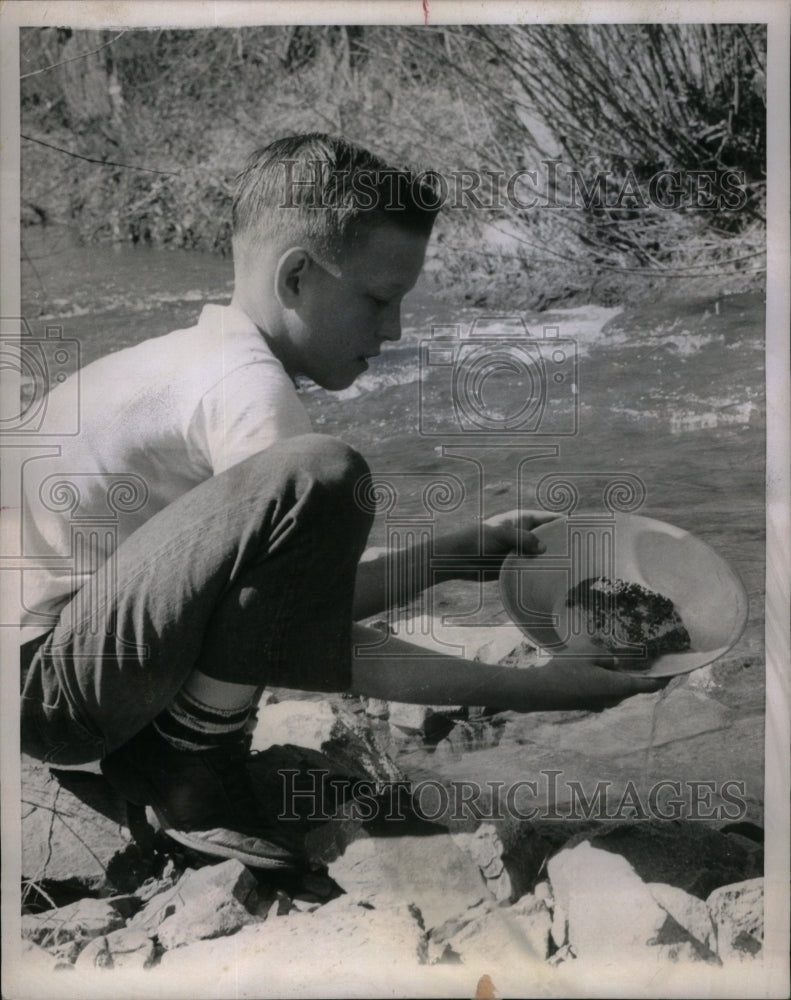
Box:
[187,361,313,476]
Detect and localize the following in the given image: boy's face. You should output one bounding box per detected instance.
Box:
[286,222,429,391]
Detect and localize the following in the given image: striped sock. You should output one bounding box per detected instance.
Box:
[154,672,257,752]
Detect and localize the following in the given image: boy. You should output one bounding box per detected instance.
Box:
[19,134,660,869]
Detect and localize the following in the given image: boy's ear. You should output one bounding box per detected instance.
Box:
[274,248,311,308]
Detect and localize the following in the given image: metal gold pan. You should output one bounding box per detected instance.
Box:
[499,513,749,678]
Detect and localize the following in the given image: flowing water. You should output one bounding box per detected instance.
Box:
[19,227,767,815]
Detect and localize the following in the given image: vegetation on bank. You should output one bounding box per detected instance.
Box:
[20,25,766,309]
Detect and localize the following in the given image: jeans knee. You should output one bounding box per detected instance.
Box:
[290,433,369,496]
[274,434,373,532]
[296,434,369,487]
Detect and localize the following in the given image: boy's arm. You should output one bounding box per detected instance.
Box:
[353,508,556,621]
[349,624,664,711]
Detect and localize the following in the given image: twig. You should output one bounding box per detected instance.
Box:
[20,30,128,81]
[21,134,180,176]
[21,238,51,315]
[22,878,59,912]
[737,24,766,75]
[444,228,765,277]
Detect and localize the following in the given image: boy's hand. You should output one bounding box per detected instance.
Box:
[528,656,668,711]
[482,508,560,558]
[433,508,559,583]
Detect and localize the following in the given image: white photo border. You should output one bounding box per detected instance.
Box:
[1,3,788,998]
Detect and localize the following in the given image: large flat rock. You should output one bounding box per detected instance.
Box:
[156,893,428,982]
[21,756,137,895]
[328,830,487,930]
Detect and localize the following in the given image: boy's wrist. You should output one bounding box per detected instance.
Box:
[430,527,486,582]
[432,527,474,558]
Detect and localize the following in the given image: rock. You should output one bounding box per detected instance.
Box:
[364,616,394,633]
[653,941,711,964]
[329,831,486,929]
[299,870,344,901]
[706,878,764,959]
[454,820,591,904]
[156,894,428,978]
[452,824,514,903]
[133,860,182,903]
[262,889,295,919]
[21,756,135,895]
[387,702,433,732]
[252,699,337,752]
[427,898,496,961]
[22,897,126,962]
[246,699,410,864]
[567,822,763,900]
[388,701,463,735]
[84,892,142,922]
[130,859,257,936]
[20,938,66,973]
[474,635,535,667]
[251,699,402,784]
[394,614,526,666]
[510,688,734,757]
[550,901,568,950]
[258,688,280,707]
[547,943,575,966]
[288,898,321,914]
[157,892,258,951]
[303,812,366,867]
[73,936,113,969]
[546,842,670,960]
[649,882,716,952]
[363,697,390,718]
[434,692,763,826]
[433,719,503,759]
[83,927,157,969]
[235,741,390,865]
[429,893,551,966]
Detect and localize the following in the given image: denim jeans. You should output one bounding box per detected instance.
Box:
[20,434,373,765]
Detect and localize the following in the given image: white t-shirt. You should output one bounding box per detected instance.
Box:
[20,304,312,639]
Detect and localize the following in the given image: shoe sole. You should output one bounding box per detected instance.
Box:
[102,753,303,870]
[144,805,308,871]
[150,806,302,870]
[159,820,308,871]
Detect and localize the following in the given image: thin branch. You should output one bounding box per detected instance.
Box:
[463,219,765,274]
[20,30,128,81]
[442,238,765,278]
[21,238,51,315]
[21,133,180,176]
[21,878,59,912]
[737,24,766,75]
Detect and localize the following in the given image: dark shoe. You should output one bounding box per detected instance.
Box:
[101,725,305,870]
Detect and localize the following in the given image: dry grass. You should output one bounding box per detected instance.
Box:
[20,24,766,307]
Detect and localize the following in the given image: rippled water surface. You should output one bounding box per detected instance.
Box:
[21,227,766,666]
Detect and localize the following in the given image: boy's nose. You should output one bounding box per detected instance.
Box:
[379,306,402,342]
